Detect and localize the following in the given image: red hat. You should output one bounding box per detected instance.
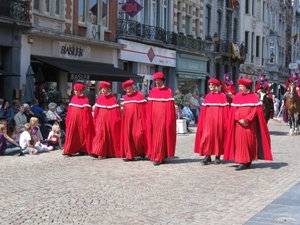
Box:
[73,83,84,91]
[238,78,252,86]
[153,72,165,80]
[122,80,134,89]
[208,78,220,86]
[99,81,111,89]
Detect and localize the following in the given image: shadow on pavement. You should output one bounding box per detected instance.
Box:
[166,158,201,164]
[227,162,288,170]
[269,130,289,136]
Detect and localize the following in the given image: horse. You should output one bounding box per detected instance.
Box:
[257,87,271,123]
[285,82,300,135]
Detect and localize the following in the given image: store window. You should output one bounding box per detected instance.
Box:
[178,78,200,96]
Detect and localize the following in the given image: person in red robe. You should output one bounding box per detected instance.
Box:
[221,72,236,104]
[120,80,147,161]
[90,81,121,159]
[224,78,273,171]
[146,72,176,166]
[63,83,95,156]
[194,78,229,165]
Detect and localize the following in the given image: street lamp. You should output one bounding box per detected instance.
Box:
[213,32,219,42]
[270,52,275,63]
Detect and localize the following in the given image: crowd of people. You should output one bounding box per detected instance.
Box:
[8,70,300,170]
[0,97,66,156]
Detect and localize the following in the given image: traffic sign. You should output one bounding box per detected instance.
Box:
[289,63,298,69]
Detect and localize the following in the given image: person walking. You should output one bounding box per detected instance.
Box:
[120,80,147,161]
[224,78,272,171]
[194,78,229,165]
[146,72,176,166]
[189,93,200,124]
[63,83,95,156]
[90,82,121,159]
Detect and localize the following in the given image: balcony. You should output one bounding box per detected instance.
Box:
[0,0,30,22]
[214,40,231,55]
[117,19,205,52]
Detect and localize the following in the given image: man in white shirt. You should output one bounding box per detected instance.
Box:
[14,105,27,129]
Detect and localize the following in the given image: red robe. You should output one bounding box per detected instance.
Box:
[64,95,95,155]
[90,93,121,157]
[221,81,236,96]
[146,86,176,162]
[194,92,229,156]
[120,91,147,159]
[255,81,270,94]
[224,92,272,163]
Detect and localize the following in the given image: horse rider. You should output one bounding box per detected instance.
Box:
[221,72,236,104]
[286,71,300,90]
[255,73,274,119]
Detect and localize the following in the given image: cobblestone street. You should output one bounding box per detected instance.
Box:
[0,119,299,225]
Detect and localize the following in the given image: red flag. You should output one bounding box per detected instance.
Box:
[230,0,237,9]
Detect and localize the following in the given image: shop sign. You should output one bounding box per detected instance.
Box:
[52,41,91,59]
[70,74,91,80]
[122,0,143,18]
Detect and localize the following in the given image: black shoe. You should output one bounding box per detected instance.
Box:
[62,152,72,157]
[153,161,161,166]
[123,158,133,162]
[78,152,88,156]
[245,160,252,168]
[90,154,99,159]
[18,151,24,156]
[235,164,246,171]
[215,156,221,164]
[202,155,212,165]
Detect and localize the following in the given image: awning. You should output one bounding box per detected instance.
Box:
[32,55,143,82]
[0,69,20,76]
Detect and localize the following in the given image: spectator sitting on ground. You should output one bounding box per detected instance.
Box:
[0,124,23,156]
[31,135,54,153]
[29,117,44,142]
[19,123,38,155]
[12,125,21,144]
[14,105,27,129]
[47,123,63,150]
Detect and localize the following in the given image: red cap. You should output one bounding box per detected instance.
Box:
[208,78,220,86]
[153,72,165,80]
[122,80,134,89]
[73,83,84,91]
[238,78,252,86]
[99,81,111,89]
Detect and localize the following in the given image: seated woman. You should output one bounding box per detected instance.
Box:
[46,102,66,132]
[0,124,23,156]
[0,100,14,121]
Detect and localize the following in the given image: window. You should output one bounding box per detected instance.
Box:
[177,1,182,32]
[34,0,39,10]
[161,0,168,30]
[195,8,200,37]
[217,11,222,38]
[79,0,85,22]
[102,0,109,27]
[245,0,249,14]
[55,0,60,15]
[45,0,50,13]
[185,4,192,34]
[233,18,238,42]
[245,31,249,53]
[205,5,211,37]
[256,36,260,57]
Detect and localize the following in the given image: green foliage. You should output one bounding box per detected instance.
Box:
[174,94,184,109]
[46,91,66,104]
